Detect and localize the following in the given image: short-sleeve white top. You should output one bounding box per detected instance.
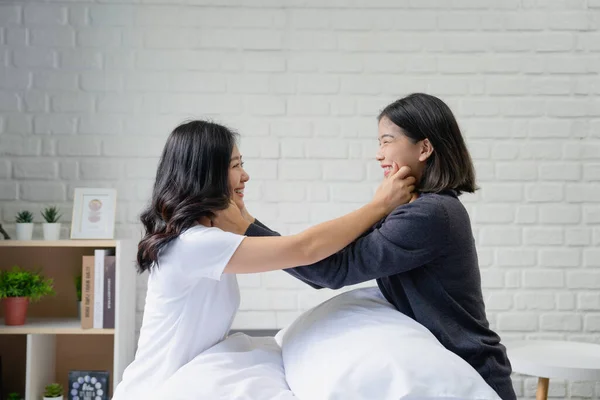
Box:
[112,226,245,399]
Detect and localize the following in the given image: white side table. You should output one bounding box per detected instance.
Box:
[506,340,600,400]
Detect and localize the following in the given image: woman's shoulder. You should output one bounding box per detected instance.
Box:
[415,191,471,227]
[179,224,236,240]
[159,225,244,280]
[414,190,463,209]
[387,190,465,227]
[179,224,212,238]
[163,225,240,256]
[399,190,458,212]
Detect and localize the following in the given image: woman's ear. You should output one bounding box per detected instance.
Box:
[418,139,434,162]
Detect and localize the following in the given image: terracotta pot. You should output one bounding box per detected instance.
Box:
[2,297,29,326]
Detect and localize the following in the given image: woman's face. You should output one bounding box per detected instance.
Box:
[229,144,250,210]
[376,116,433,182]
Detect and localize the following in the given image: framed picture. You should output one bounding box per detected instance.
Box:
[68,370,109,400]
[70,188,117,239]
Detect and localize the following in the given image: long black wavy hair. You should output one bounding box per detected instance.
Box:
[137,120,239,273]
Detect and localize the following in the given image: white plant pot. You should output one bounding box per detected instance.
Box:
[15,223,33,240]
[43,396,63,400]
[43,223,61,240]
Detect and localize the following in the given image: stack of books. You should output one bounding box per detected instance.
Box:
[81,249,116,329]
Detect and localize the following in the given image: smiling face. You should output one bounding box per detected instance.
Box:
[376,116,433,183]
[228,144,249,210]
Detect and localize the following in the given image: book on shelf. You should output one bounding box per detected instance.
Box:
[103,255,116,329]
[81,256,94,329]
[81,250,116,330]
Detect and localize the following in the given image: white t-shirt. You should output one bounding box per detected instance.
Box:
[112,225,245,399]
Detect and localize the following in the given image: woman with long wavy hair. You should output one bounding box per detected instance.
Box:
[111,120,415,399]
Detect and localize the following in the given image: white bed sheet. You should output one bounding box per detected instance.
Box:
[151,332,296,400]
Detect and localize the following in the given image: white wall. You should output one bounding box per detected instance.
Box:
[1,0,599,397]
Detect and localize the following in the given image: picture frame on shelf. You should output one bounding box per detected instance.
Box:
[68,370,109,400]
[70,189,117,240]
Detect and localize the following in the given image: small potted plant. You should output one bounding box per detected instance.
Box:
[0,266,55,326]
[7,392,22,400]
[41,206,62,240]
[15,210,34,240]
[44,383,64,400]
[75,274,82,319]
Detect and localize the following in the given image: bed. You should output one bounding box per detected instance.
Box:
[152,289,502,400]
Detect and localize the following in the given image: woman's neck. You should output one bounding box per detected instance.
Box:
[198,216,212,227]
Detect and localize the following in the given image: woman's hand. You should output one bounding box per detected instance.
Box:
[212,201,251,235]
[372,163,416,214]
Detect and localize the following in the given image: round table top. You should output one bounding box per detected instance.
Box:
[506,340,600,381]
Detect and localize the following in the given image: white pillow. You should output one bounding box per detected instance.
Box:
[279,287,501,400]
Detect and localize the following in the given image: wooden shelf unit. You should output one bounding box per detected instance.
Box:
[0,240,136,400]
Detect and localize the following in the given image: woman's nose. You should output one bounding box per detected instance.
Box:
[241,170,250,182]
[375,150,384,161]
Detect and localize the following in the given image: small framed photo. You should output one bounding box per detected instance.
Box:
[68,370,109,400]
[70,188,117,239]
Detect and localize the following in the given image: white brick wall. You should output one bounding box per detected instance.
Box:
[1,1,599,398]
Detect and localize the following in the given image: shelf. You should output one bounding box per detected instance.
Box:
[0,318,115,335]
[0,239,118,248]
[0,240,136,398]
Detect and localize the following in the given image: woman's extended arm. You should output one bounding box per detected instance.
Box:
[216,164,415,274]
